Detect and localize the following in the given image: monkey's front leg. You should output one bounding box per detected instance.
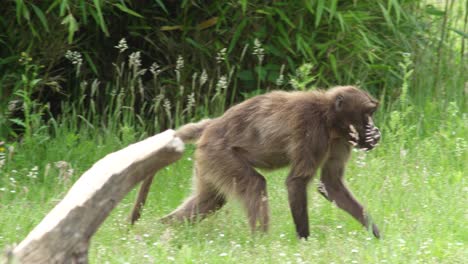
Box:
[320,165,380,238]
[286,172,314,239]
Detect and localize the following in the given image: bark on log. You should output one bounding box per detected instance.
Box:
[8,130,184,264]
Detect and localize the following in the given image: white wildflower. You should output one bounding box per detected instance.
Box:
[200,69,208,86]
[27,166,39,179]
[454,137,466,157]
[216,48,227,64]
[163,99,172,116]
[176,55,184,72]
[185,92,196,116]
[276,64,286,86]
[128,51,142,69]
[402,52,411,58]
[65,50,83,75]
[150,62,161,76]
[215,75,228,95]
[65,50,83,66]
[55,161,73,182]
[115,38,129,53]
[253,38,265,64]
[356,151,367,167]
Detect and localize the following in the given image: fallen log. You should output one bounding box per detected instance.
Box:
[7,130,184,264]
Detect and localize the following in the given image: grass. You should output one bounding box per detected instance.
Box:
[0,2,466,261]
[0,101,466,263]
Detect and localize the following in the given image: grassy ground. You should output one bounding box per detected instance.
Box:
[1,1,466,262]
[0,103,466,263]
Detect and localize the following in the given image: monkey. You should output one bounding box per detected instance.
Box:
[130,85,382,239]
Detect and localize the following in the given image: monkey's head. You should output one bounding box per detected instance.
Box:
[328,86,381,151]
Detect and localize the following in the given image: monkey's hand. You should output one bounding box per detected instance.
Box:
[348,122,381,151]
[348,124,359,147]
[365,125,381,148]
[364,117,381,149]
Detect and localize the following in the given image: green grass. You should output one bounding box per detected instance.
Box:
[1,104,466,263]
[1,0,466,262]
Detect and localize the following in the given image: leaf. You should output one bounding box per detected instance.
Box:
[424,5,445,16]
[30,78,42,87]
[93,0,109,36]
[256,9,272,15]
[0,56,18,66]
[20,0,31,21]
[388,0,401,23]
[154,0,169,14]
[9,118,26,128]
[315,0,324,28]
[16,0,24,22]
[160,25,183,31]
[84,53,99,75]
[449,28,468,38]
[329,53,339,80]
[113,3,144,18]
[185,37,210,55]
[79,0,88,24]
[196,17,218,30]
[61,14,78,43]
[30,3,50,32]
[228,19,247,53]
[328,0,338,22]
[379,3,395,32]
[240,0,247,14]
[274,8,295,28]
[59,0,68,17]
[276,35,295,55]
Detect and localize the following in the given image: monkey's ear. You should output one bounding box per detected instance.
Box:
[335,95,344,111]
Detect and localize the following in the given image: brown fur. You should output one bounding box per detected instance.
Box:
[130,85,381,238]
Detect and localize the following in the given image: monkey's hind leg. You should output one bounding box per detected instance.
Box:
[159,180,226,224]
[222,162,270,233]
[130,175,155,224]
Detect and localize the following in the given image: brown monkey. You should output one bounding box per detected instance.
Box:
[131,85,381,239]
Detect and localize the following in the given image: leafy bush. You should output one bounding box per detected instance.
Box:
[0,0,466,138]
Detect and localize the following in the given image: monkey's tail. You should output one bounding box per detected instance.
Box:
[175,118,212,143]
[130,118,212,225]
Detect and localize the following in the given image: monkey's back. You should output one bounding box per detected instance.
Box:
[197,90,329,170]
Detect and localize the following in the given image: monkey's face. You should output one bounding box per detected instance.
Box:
[333,88,381,151]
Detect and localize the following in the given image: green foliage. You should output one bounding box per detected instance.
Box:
[288,63,317,91]
[3,0,462,135]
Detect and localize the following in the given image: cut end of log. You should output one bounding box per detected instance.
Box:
[168,136,185,153]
